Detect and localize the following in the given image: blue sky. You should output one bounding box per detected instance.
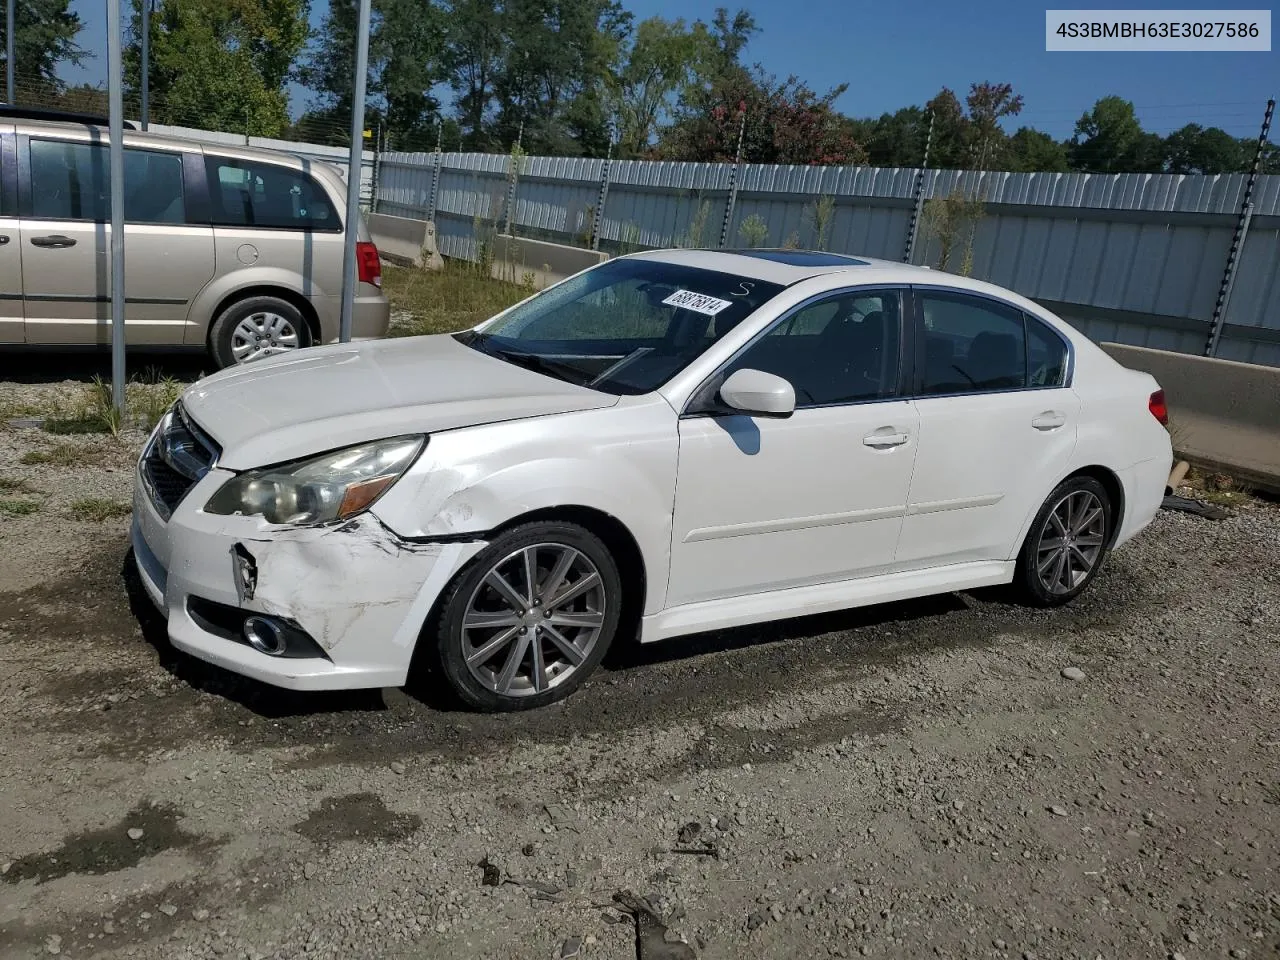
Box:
[65,0,1277,139]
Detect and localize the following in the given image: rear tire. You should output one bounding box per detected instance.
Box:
[1012,476,1113,607]
[209,296,312,369]
[434,522,623,712]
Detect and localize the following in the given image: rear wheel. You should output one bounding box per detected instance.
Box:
[209,296,312,369]
[1013,476,1113,606]
[435,522,622,711]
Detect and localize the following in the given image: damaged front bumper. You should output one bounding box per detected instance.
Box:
[131,468,486,691]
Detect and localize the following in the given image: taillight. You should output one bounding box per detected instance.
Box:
[1149,389,1169,426]
[357,241,382,288]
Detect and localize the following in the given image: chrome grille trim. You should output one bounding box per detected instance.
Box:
[141,402,222,521]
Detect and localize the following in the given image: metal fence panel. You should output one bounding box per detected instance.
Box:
[369,149,1280,366]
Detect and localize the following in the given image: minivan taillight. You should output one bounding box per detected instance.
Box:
[356,241,382,288]
[1149,389,1169,426]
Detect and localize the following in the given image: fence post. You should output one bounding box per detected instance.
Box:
[1204,97,1274,357]
[718,107,747,248]
[427,123,443,224]
[590,139,613,251]
[902,110,935,263]
[370,123,382,214]
[504,122,523,237]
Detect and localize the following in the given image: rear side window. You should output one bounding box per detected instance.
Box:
[205,157,340,230]
[28,140,185,223]
[918,291,1027,395]
[1026,314,1069,387]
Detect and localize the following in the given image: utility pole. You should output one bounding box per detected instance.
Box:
[140,0,151,130]
[5,0,15,106]
[1204,97,1275,358]
[338,0,372,343]
[903,110,935,263]
[107,0,127,414]
[718,105,748,248]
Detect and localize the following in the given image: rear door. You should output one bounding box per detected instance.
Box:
[0,127,20,342]
[18,131,214,345]
[897,287,1079,569]
[201,154,344,344]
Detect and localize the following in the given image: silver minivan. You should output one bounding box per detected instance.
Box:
[0,108,390,368]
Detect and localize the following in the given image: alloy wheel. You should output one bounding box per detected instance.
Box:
[230,311,301,363]
[1036,489,1106,596]
[461,543,607,698]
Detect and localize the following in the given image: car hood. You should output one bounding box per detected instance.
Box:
[182,335,619,469]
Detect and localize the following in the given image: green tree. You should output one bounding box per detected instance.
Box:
[442,0,503,149]
[0,0,86,99]
[858,107,930,167]
[610,17,702,157]
[127,0,307,136]
[923,87,968,168]
[304,0,445,148]
[489,0,630,156]
[965,81,1023,168]
[1069,95,1158,172]
[1007,127,1070,172]
[1164,123,1248,174]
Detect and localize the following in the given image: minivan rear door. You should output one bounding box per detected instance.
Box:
[17,131,214,346]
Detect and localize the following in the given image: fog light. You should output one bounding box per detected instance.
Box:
[243,615,287,656]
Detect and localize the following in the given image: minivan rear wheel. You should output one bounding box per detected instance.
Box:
[209,296,312,369]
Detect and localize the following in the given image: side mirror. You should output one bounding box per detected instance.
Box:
[719,368,796,418]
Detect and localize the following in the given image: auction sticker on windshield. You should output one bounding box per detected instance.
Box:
[663,290,734,316]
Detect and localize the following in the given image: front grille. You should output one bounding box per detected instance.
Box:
[141,402,221,521]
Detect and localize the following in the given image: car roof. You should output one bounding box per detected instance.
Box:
[5,117,334,174]
[621,247,1077,330]
[623,247,933,286]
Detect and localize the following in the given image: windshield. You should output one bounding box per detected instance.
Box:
[455,258,785,395]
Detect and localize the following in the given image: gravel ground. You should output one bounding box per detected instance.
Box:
[1,375,1279,960]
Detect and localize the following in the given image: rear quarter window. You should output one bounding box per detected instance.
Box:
[205,157,340,231]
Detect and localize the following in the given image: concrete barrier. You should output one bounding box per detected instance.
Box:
[1101,343,1280,493]
[369,213,443,269]
[490,235,608,288]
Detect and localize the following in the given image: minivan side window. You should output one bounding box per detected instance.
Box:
[918,291,1027,395]
[723,290,902,407]
[28,140,186,224]
[205,157,340,231]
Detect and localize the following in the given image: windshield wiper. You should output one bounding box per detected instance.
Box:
[489,349,595,387]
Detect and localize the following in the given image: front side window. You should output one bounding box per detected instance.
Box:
[206,157,339,230]
[457,258,784,395]
[919,291,1027,395]
[28,140,185,223]
[722,290,902,407]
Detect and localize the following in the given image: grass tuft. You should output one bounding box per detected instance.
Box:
[0,498,40,517]
[0,477,38,494]
[383,262,529,339]
[68,497,133,522]
[20,443,111,468]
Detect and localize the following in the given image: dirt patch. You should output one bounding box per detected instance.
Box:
[2,802,215,885]
[293,793,423,846]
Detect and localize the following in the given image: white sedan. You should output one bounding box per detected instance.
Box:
[131,250,1172,711]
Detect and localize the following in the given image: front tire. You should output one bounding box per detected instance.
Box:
[1013,476,1113,607]
[434,522,623,711]
[208,296,312,369]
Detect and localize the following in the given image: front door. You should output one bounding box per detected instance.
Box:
[667,289,918,608]
[18,135,213,346]
[897,288,1079,568]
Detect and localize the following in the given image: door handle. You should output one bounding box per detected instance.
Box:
[863,431,909,449]
[1031,411,1067,431]
[0,235,9,245]
[30,235,77,248]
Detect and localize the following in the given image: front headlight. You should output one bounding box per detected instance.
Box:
[205,435,425,525]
